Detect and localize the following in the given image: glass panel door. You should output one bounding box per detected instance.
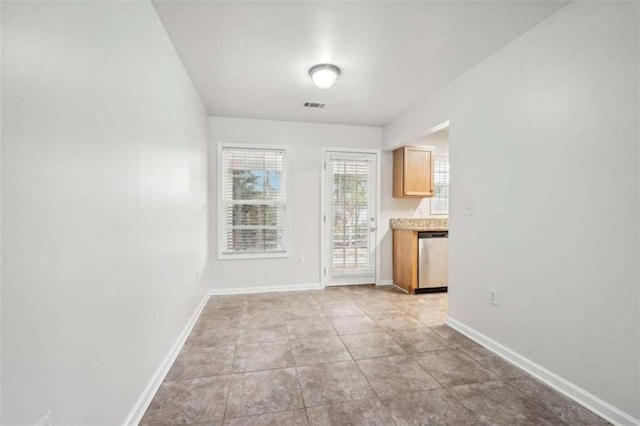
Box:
[324,151,377,285]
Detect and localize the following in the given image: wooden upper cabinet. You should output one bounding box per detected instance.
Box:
[393,146,434,197]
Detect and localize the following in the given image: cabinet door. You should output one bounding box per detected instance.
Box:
[392,229,418,293]
[403,147,433,196]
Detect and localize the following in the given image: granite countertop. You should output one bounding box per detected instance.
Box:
[389,218,448,231]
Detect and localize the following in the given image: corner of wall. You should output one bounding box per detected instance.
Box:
[637,0,640,415]
[1,0,4,420]
[122,292,210,425]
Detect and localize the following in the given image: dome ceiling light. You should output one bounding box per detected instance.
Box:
[309,64,341,89]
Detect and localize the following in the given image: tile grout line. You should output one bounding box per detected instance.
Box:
[284,320,310,422]
[443,378,569,425]
[457,344,529,381]
[438,382,488,425]
[220,336,239,424]
[407,336,503,390]
[502,379,573,425]
[334,329,400,426]
[224,407,308,424]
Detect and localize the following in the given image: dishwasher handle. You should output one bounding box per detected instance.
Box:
[418,231,448,239]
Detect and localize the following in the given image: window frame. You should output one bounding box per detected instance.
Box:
[430,155,450,215]
[217,142,291,260]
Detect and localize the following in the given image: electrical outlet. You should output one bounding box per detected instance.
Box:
[36,410,53,426]
[297,256,304,265]
[489,288,498,306]
[464,201,475,216]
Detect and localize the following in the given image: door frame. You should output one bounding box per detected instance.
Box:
[320,147,382,288]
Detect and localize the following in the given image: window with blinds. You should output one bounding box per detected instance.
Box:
[430,155,449,215]
[220,145,288,257]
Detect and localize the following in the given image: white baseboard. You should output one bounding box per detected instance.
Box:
[210,283,322,295]
[123,292,210,426]
[376,280,394,286]
[445,317,640,426]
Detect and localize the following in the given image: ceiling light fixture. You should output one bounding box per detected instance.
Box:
[309,64,341,89]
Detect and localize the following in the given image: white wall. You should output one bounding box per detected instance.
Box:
[385,1,639,420]
[420,129,450,157]
[1,2,208,424]
[208,117,382,291]
[0,1,3,421]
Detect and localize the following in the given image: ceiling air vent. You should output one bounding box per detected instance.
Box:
[304,102,325,109]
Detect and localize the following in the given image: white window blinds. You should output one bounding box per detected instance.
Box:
[327,154,376,277]
[430,155,449,215]
[220,146,288,256]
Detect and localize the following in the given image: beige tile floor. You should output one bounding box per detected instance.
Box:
[141,285,608,425]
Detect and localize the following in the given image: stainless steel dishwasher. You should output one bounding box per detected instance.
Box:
[416,231,448,294]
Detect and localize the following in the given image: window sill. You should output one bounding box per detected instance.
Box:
[218,252,290,261]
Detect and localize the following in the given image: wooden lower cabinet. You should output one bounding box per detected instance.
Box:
[392,229,419,293]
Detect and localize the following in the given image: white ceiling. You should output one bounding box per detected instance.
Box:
[153,1,567,127]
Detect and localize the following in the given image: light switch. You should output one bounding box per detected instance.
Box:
[489,288,498,306]
[464,201,475,216]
